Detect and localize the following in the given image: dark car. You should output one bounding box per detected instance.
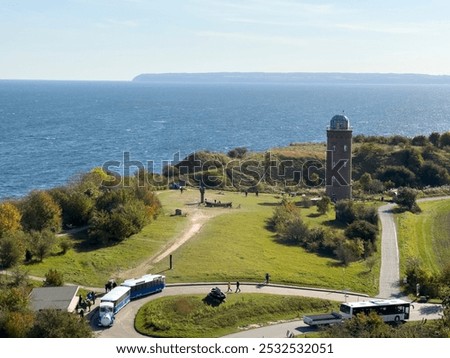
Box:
[207,287,226,302]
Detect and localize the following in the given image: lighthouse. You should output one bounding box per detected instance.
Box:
[326,114,352,201]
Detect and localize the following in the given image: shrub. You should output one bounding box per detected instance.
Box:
[43,269,64,287]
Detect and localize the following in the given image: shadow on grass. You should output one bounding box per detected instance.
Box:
[257,202,281,207]
[202,295,225,307]
[322,219,347,229]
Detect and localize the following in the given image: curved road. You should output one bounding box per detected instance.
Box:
[94,196,450,338]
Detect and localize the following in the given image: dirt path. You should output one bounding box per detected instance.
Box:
[118,207,223,280]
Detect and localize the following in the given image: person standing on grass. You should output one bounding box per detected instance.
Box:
[235,281,241,293]
[265,273,270,284]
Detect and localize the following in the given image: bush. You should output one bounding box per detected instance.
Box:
[345,220,378,244]
[43,269,64,287]
[227,147,248,159]
[394,187,420,212]
[335,200,378,226]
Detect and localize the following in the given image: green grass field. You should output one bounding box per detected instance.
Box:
[150,190,379,295]
[20,188,380,295]
[396,198,450,275]
[135,293,338,338]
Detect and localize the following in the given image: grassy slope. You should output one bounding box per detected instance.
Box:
[150,190,379,295]
[396,198,450,274]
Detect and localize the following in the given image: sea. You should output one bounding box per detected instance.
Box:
[1,80,450,200]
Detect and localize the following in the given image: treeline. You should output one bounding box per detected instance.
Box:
[268,198,378,265]
[353,132,450,192]
[161,130,450,194]
[0,168,161,269]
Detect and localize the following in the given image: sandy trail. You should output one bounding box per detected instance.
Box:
[118,207,222,280]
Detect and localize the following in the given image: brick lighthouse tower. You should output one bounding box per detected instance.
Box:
[326,114,352,201]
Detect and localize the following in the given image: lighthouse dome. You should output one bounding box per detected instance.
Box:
[330,114,350,130]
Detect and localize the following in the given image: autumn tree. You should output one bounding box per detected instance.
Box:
[20,191,62,233]
[0,202,22,236]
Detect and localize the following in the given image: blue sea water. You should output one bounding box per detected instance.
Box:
[1,80,450,199]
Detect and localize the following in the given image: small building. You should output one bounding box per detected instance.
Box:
[326,114,353,201]
[29,286,80,313]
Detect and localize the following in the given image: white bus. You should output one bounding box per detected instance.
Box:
[339,299,411,323]
[98,286,131,327]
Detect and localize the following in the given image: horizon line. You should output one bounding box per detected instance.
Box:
[2,71,450,83]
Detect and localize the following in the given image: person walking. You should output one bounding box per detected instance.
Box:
[226,281,232,293]
[235,281,241,293]
[265,273,270,284]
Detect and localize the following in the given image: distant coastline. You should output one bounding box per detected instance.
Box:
[132,72,450,85]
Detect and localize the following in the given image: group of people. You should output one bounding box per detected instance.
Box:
[77,291,97,318]
[225,273,270,293]
[226,281,241,293]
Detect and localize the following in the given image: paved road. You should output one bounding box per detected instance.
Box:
[377,196,450,299]
[377,203,402,298]
[94,282,442,338]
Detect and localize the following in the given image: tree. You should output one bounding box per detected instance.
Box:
[411,135,429,146]
[377,165,416,188]
[316,196,331,215]
[28,309,93,338]
[58,236,73,255]
[50,187,94,227]
[0,287,30,313]
[27,230,56,262]
[20,191,62,233]
[278,215,310,244]
[2,311,35,338]
[89,191,151,244]
[359,172,372,192]
[439,131,450,148]
[418,161,450,187]
[0,232,25,268]
[0,202,22,237]
[345,220,378,244]
[404,257,438,297]
[335,200,356,224]
[394,187,420,212]
[334,239,364,265]
[395,148,423,173]
[429,132,441,147]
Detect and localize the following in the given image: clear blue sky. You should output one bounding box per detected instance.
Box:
[1,0,450,80]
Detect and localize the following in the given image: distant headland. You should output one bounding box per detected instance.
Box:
[132,72,450,85]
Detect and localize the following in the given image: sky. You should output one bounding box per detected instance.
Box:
[1,0,450,81]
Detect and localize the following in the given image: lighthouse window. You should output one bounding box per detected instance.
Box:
[344,145,347,152]
[332,145,336,151]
